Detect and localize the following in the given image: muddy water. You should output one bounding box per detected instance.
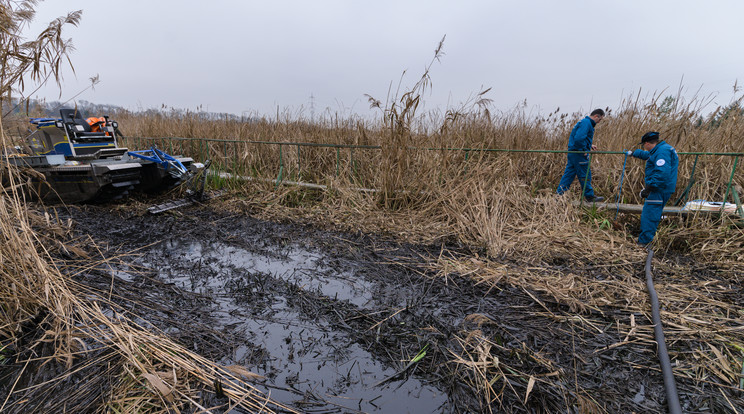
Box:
[59,204,696,413]
[156,240,376,306]
[138,238,449,413]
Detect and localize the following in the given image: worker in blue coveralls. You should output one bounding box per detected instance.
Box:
[556,109,605,202]
[627,131,679,246]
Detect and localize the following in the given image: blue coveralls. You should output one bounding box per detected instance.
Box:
[556,116,597,198]
[632,141,679,245]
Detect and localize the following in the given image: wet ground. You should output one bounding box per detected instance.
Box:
[69,205,476,413]
[136,238,446,412]
[25,202,730,413]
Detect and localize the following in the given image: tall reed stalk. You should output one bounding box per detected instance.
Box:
[0,120,284,413]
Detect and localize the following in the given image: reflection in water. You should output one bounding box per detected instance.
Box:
[137,239,448,413]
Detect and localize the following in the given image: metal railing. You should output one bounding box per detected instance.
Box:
[121,136,743,216]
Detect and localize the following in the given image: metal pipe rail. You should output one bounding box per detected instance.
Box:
[126,136,744,156]
[123,135,744,155]
[123,136,744,159]
[122,136,743,214]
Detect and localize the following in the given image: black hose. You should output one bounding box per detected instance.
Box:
[644,249,683,414]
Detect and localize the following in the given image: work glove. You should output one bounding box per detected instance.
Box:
[626,150,633,156]
[639,187,651,199]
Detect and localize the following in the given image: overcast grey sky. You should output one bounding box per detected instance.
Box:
[25,0,744,119]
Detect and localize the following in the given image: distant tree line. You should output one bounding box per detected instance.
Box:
[3,98,261,123]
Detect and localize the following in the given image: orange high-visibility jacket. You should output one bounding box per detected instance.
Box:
[86,117,106,132]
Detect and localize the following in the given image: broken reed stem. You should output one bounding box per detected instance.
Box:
[9,80,744,412]
[0,124,289,413]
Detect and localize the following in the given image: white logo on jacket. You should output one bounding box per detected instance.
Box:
[656,159,666,166]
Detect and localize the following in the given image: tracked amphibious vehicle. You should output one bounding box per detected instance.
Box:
[2,108,204,203]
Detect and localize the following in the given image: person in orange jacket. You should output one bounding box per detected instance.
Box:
[86,116,107,133]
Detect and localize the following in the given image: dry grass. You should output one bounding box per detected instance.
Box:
[4,51,744,410]
[209,173,743,409]
[95,86,744,213]
[100,82,743,410]
[178,93,742,408]
[0,126,290,412]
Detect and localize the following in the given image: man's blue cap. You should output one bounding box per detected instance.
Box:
[640,131,660,144]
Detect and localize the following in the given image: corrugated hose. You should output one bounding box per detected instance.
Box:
[644,249,683,414]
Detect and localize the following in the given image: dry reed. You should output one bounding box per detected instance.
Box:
[113,84,742,410]
[5,51,744,411]
[0,123,290,412]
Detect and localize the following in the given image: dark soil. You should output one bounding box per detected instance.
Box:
[5,202,739,413]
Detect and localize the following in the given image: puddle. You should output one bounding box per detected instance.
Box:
[28,205,703,413]
[223,306,445,413]
[151,239,376,307]
[137,238,449,413]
